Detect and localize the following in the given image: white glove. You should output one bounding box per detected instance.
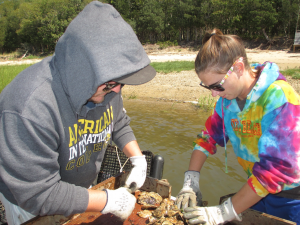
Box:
[176,171,202,210]
[183,197,242,225]
[101,187,136,221]
[125,155,147,192]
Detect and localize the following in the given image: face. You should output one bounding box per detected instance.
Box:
[88,81,121,104]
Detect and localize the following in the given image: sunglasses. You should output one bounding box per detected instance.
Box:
[103,82,120,92]
[199,57,243,91]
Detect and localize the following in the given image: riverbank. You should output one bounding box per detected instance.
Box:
[1,45,300,103]
[122,46,300,103]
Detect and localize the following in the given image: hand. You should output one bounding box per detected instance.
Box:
[125,155,147,192]
[183,198,242,225]
[101,187,136,221]
[176,171,202,210]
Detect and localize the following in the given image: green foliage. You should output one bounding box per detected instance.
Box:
[0,0,299,53]
[0,0,91,52]
[0,64,33,92]
[157,40,178,49]
[197,95,217,111]
[150,61,194,73]
[281,68,300,79]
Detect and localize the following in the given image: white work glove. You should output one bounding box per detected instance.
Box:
[101,187,136,221]
[125,155,147,192]
[176,171,202,210]
[183,197,242,225]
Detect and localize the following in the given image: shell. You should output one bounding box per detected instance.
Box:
[136,191,186,225]
[137,191,163,209]
[137,209,152,218]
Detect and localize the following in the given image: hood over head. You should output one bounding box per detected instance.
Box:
[53,1,156,113]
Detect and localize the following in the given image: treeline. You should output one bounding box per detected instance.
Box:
[0,0,299,54]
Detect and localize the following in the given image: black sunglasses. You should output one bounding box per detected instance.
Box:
[199,57,244,92]
[103,82,120,92]
[199,82,225,91]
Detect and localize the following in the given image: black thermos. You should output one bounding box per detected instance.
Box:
[150,155,164,180]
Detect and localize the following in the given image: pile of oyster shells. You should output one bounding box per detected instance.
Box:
[136,191,186,225]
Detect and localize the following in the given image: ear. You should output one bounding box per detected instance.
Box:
[234,61,245,77]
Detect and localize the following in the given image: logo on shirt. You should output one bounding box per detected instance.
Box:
[66,106,113,170]
[231,119,261,136]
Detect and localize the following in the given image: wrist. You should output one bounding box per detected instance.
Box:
[221,198,242,222]
[86,189,107,212]
[100,189,108,212]
[130,155,146,163]
[183,171,200,189]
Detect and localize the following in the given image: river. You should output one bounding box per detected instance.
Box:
[123,98,248,206]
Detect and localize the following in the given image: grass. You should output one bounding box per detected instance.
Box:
[0,64,33,93]
[280,68,300,79]
[150,61,194,74]
[126,92,137,100]
[1,62,300,96]
[197,95,217,111]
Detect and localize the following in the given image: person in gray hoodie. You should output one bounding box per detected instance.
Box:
[0,1,156,224]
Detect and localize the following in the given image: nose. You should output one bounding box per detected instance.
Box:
[211,90,220,97]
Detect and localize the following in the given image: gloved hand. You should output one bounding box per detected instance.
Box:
[101,187,136,221]
[176,171,202,210]
[125,155,147,192]
[183,197,242,225]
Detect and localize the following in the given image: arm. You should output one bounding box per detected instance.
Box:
[176,103,225,210]
[86,190,107,212]
[122,140,143,157]
[231,183,263,214]
[250,99,300,197]
[184,140,262,216]
[188,150,207,172]
[84,141,143,212]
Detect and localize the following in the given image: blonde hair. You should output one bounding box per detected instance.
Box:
[195,28,252,75]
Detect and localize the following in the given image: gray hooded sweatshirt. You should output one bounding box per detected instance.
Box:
[0,1,151,217]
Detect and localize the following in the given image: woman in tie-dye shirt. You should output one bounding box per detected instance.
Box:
[175,28,300,225]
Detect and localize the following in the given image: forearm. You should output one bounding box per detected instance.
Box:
[188,150,207,172]
[122,140,143,157]
[231,182,263,214]
[86,190,107,212]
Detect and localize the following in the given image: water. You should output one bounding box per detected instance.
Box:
[123,99,247,206]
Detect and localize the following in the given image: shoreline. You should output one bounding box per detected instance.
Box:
[1,48,300,103]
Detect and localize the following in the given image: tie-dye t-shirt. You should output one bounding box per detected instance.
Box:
[193,62,300,197]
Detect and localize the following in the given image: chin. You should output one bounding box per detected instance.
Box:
[91,98,104,104]
[223,96,234,100]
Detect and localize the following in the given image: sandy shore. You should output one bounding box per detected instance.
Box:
[148,49,300,70]
[1,48,300,103]
[122,49,300,103]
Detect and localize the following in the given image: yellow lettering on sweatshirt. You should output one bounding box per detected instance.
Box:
[69,124,77,147]
[99,116,104,132]
[107,108,111,124]
[93,142,102,152]
[78,119,85,136]
[103,112,109,129]
[84,120,94,134]
[110,106,113,121]
[94,120,99,133]
[66,159,75,170]
[77,155,85,167]
[85,149,92,164]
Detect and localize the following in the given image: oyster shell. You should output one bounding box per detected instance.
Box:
[137,209,152,218]
[137,191,163,209]
[152,202,166,218]
[136,191,186,224]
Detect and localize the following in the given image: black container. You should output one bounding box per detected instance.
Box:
[97,144,154,184]
[150,155,164,180]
